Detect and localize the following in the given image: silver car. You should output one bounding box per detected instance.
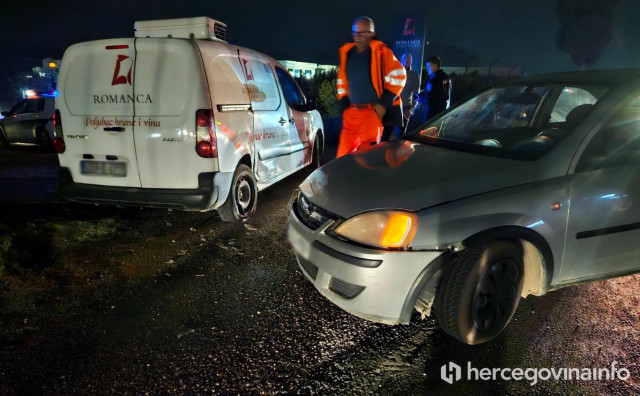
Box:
[0,96,55,151]
[287,70,640,345]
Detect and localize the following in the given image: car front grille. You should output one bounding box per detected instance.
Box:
[294,194,337,231]
[329,277,365,299]
[298,256,318,280]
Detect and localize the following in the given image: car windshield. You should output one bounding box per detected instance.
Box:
[407,84,609,160]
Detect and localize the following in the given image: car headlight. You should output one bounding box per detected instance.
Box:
[333,211,418,249]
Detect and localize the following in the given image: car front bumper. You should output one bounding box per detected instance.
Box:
[287,197,445,324]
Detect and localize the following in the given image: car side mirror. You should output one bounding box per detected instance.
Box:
[1,111,9,116]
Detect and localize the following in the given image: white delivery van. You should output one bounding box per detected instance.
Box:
[54,17,324,221]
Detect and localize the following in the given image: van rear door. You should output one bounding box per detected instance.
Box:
[58,39,141,187]
[132,38,213,189]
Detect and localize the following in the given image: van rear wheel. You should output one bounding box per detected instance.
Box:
[217,164,258,222]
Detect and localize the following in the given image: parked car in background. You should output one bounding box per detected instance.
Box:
[0,96,55,151]
[287,69,640,344]
[55,17,323,221]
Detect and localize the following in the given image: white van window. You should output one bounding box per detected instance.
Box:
[275,68,305,107]
[241,59,280,111]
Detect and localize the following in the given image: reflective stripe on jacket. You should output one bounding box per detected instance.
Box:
[337,40,406,108]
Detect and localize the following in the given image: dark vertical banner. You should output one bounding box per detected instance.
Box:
[391,14,427,81]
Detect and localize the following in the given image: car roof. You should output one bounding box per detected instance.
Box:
[503,69,640,87]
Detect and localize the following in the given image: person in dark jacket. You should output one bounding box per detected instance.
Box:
[418,56,451,122]
[381,52,420,141]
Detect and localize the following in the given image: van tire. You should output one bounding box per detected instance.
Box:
[217,164,258,222]
[434,240,524,345]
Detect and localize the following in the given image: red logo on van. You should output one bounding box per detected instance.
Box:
[403,18,416,36]
[241,59,254,82]
[112,55,132,86]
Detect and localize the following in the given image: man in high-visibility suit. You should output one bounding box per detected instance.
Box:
[336,16,406,158]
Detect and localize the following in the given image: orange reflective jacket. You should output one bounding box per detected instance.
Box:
[337,40,406,107]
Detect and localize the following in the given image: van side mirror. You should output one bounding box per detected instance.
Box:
[292,99,316,113]
[294,96,316,112]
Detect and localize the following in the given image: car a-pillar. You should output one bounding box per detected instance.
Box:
[429,227,552,345]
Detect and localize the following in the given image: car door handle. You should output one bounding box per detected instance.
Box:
[104,127,125,132]
[278,117,287,126]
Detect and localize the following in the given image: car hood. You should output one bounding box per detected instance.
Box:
[299,140,536,219]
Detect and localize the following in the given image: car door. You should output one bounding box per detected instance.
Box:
[561,95,640,281]
[20,98,46,142]
[2,100,29,141]
[274,67,312,169]
[242,56,292,183]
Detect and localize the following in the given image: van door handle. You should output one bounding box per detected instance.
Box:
[278,117,287,126]
[104,127,125,132]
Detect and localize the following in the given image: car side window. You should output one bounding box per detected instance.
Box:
[275,68,305,108]
[25,99,43,114]
[550,87,599,123]
[576,96,640,172]
[36,98,46,113]
[9,100,28,115]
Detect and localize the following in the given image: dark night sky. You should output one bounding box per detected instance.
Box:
[1,0,639,76]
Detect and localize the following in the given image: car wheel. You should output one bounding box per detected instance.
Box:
[37,129,54,152]
[434,240,524,345]
[217,164,258,222]
[309,135,321,170]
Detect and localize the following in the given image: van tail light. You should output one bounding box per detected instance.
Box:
[195,109,217,158]
[53,109,65,153]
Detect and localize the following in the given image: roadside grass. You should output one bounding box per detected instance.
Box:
[0,218,117,318]
[0,206,227,341]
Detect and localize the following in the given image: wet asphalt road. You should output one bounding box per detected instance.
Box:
[0,146,443,395]
[1,146,636,395]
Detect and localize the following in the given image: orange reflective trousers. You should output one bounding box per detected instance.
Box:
[336,106,383,158]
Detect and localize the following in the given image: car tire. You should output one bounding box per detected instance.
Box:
[309,135,321,170]
[0,127,9,150]
[37,128,54,152]
[217,164,258,222]
[434,240,524,345]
